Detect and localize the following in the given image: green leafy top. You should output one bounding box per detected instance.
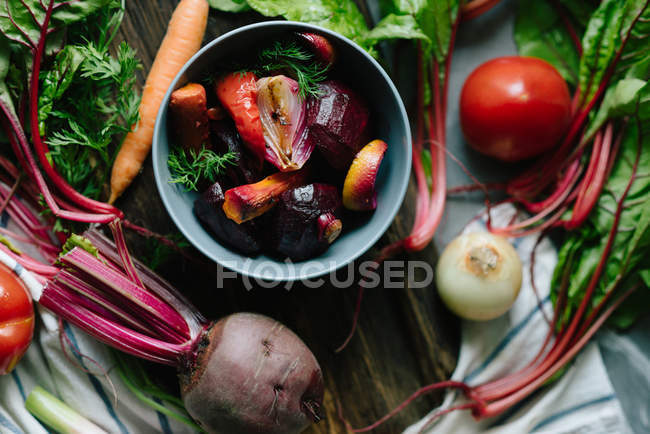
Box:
[208,0,249,13]
[0,0,141,203]
[514,0,582,86]
[168,146,238,192]
[551,113,650,328]
[0,0,111,52]
[578,0,650,105]
[61,234,99,257]
[246,0,371,49]
[255,41,328,98]
[211,0,438,57]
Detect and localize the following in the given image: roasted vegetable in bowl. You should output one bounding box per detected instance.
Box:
[166,32,389,261]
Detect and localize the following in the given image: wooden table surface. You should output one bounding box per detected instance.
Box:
[115,2,459,433]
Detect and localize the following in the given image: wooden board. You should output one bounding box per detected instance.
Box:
[115,2,460,432]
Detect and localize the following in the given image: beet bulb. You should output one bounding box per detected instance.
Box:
[180,313,324,434]
[194,182,262,255]
[211,119,261,186]
[269,184,342,261]
[307,81,370,170]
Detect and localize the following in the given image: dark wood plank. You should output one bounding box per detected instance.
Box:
[114,2,459,433]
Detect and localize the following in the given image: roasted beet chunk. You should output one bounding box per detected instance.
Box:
[269,184,343,261]
[211,119,260,186]
[307,81,369,170]
[194,182,262,255]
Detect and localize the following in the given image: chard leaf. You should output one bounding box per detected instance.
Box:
[582,78,647,143]
[374,0,459,65]
[608,285,650,329]
[208,0,250,12]
[51,0,111,25]
[613,2,650,81]
[0,0,110,51]
[0,36,17,119]
[361,13,430,47]
[558,0,597,28]
[227,0,433,58]
[626,56,650,81]
[578,0,649,106]
[387,0,429,15]
[551,119,650,327]
[514,0,580,86]
[417,0,460,63]
[245,0,371,49]
[641,269,650,288]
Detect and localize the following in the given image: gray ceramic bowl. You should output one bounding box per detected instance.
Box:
[152,21,411,281]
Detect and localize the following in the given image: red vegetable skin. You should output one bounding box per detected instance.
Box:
[223,168,309,224]
[460,56,571,162]
[215,72,266,163]
[0,262,34,375]
[307,81,370,170]
[169,82,210,151]
[342,139,388,211]
[181,313,324,434]
[296,32,335,66]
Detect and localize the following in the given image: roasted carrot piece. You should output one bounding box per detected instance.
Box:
[223,169,309,224]
[169,82,210,151]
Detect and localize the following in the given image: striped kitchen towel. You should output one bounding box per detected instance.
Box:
[408,204,631,434]
[0,210,196,434]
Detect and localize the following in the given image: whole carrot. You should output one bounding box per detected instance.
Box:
[109,0,209,204]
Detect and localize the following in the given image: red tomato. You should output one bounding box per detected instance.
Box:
[0,262,34,375]
[215,72,266,164]
[460,56,571,162]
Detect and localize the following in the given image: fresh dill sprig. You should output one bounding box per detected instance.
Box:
[256,41,329,98]
[168,146,239,191]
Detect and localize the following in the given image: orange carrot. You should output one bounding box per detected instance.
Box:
[109,0,209,204]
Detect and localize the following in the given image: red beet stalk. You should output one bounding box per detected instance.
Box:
[341,120,643,431]
[487,1,648,237]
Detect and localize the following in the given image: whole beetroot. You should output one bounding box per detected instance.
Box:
[180,313,324,434]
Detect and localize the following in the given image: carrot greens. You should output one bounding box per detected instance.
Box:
[38,3,141,200]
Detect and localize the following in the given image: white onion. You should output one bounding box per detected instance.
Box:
[436,232,522,321]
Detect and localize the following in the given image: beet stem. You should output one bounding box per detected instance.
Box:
[348,381,474,433]
[27,0,122,219]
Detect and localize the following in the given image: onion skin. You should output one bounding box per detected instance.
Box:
[180,313,324,434]
[342,140,387,211]
[257,76,313,172]
[436,232,522,321]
